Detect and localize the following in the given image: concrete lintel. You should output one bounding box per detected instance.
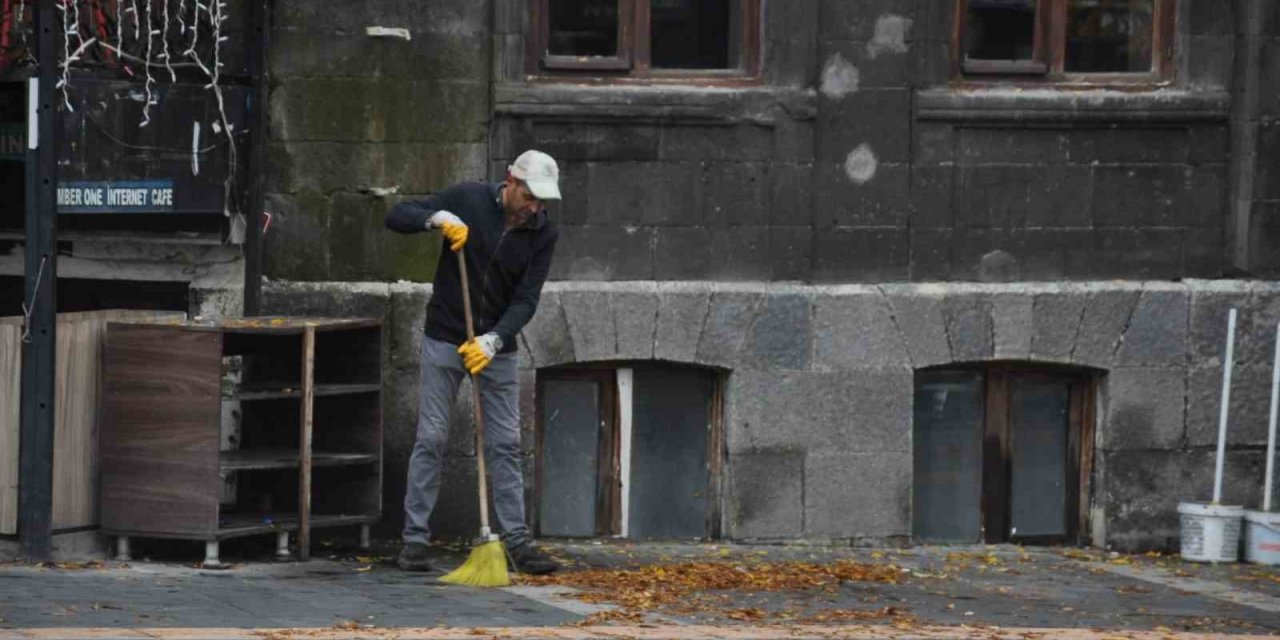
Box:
[916,88,1231,123]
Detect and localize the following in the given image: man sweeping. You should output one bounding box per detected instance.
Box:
[384,150,562,576]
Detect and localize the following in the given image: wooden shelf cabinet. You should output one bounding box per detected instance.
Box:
[99,318,382,566]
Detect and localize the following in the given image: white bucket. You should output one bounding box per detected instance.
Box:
[1178,502,1244,562]
[1244,510,1280,565]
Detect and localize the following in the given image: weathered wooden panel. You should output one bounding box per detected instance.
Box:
[1,310,185,534]
[0,323,19,535]
[54,310,186,530]
[538,378,602,537]
[53,318,95,530]
[100,324,222,537]
[629,367,714,540]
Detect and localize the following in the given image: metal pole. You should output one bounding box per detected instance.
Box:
[18,0,59,561]
[242,0,269,316]
[1213,308,1237,505]
[1264,323,1279,512]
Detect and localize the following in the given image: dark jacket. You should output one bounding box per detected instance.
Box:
[384,182,559,353]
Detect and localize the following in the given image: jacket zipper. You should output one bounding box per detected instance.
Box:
[477,229,510,319]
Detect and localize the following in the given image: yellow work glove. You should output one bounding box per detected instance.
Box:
[428,210,468,252]
[458,333,502,375]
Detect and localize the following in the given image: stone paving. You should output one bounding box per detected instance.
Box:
[0,539,1276,639]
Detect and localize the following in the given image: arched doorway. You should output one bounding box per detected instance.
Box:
[913,363,1098,545]
[534,362,724,540]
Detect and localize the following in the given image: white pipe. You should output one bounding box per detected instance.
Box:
[1264,323,1279,512]
[1214,308,1238,504]
[617,368,634,538]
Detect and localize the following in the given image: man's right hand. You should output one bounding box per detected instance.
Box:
[428,210,469,252]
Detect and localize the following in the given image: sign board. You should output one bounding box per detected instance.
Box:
[56,180,176,214]
[55,79,247,216]
[0,124,22,161]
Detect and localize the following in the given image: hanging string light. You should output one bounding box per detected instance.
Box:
[114,0,123,67]
[140,0,155,126]
[54,0,244,228]
[175,0,186,57]
[160,0,175,80]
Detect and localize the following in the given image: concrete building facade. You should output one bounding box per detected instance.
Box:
[259,0,1280,552]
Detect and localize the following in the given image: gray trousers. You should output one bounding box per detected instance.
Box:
[402,335,529,547]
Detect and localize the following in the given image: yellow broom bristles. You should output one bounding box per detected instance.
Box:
[440,539,510,587]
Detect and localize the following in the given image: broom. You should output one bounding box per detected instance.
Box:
[440,249,511,588]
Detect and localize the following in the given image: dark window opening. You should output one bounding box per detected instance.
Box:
[913,365,1095,545]
[1,81,25,231]
[955,0,1171,82]
[0,276,189,317]
[549,0,620,57]
[651,0,731,69]
[913,371,985,543]
[965,0,1037,61]
[1065,0,1154,72]
[535,363,722,540]
[538,371,614,537]
[531,0,759,79]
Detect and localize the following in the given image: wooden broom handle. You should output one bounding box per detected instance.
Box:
[456,250,492,533]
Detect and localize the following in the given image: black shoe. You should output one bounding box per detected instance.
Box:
[397,542,433,571]
[507,542,559,575]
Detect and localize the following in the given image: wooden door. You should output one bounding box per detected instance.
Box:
[914,366,1094,544]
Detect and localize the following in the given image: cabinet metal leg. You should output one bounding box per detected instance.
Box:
[360,524,371,549]
[115,537,131,562]
[275,531,292,559]
[202,540,224,569]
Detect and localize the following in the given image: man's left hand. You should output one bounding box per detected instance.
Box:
[458,333,503,374]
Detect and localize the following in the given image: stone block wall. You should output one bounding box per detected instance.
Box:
[259,0,1263,284]
[816,0,1236,283]
[264,279,1280,550]
[492,110,818,282]
[253,0,1278,551]
[1247,0,1280,273]
[472,0,1243,284]
[263,0,491,282]
[531,280,1278,550]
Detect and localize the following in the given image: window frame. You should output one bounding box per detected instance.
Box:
[526,0,763,84]
[952,0,1177,86]
[912,363,1097,546]
[981,367,1094,545]
[533,368,621,537]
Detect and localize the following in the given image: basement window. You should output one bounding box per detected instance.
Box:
[956,0,1173,83]
[912,365,1096,544]
[535,364,723,539]
[530,0,761,81]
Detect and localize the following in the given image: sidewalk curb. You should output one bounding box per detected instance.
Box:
[1092,563,1280,615]
[0,626,1274,640]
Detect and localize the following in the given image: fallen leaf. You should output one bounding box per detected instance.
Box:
[726,607,767,621]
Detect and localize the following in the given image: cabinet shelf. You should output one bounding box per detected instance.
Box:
[235,383,380,401]
[101,318,384,563]
[219,448,378,471]
[216,511,379,539]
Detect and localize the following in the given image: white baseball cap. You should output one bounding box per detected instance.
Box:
[508,150,562,201]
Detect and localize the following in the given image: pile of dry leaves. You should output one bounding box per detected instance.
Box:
[519,560,909,625]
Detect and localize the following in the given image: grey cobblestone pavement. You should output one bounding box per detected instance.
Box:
[0,538,1276,638]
